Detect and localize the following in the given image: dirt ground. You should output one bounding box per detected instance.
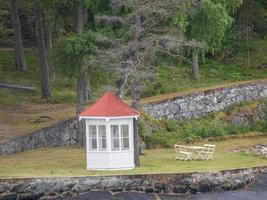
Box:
[0,102,75,143]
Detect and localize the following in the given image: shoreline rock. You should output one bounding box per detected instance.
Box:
[0,167,265,200]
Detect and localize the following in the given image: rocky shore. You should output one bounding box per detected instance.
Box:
[0,167,264,200]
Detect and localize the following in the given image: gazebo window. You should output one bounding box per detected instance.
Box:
[89,125,97,151]
[98,125,107,151]
[111,125,120,151]
[121,125,130,150]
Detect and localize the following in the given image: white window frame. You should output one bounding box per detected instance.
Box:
[88,122,107,152]
[110,124,130,152]
[86,118,133,153]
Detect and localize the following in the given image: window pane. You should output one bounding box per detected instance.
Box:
[112,138,120,150]
[111,125,120,151]
[121,125,129,137]
[123,138,129,149]
[121,125,129,150]
[111,125,119,137]
[89,125,97,150]
[92,138,97,149]
[98,125,106,151]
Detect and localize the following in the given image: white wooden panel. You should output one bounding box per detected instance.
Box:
[87,152,110,170]
[109,151,134,169]
[85,117,135,170]
[87,151,135,170]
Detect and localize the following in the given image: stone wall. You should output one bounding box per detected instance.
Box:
[0,118,78,155]
[143,80,267,120]
[0,167,263,199]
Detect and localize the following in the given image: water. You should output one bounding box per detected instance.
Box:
[72,173,267,200]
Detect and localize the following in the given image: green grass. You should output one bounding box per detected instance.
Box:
[1,136,267,177]
[142,99,267,147]
[231,39,267,69]
[142,38,267,100]
[0,49,77,105]
[0,49,116,106]
[0,49,40,86]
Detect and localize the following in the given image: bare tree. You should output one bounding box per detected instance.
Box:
[96,0,198,165]
[10,0,27,71]
[35,0,51,99]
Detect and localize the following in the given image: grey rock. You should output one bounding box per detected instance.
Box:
[18,193,43,200]
[72,179,99,192]
[0,193,17,200]
[160,194,186,200]
[103,177,125,189]
[124,178,144,188]
[169,102,181,113]
[116,192,156,200]
[0,183,9,193]
[72,191,114,200]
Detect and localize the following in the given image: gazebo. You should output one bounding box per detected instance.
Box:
[79,91,139,170]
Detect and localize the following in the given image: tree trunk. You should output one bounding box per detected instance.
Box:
[35,0,52,99]
[10,0,27,71]
[133,118,140,166]
[76,64,89,114]
[45,22,53,50]
[192,49,200,80]
[76,0,91,104]
[84,78,91,102]
[131,0,141,166]
[75,0,91,148]
[76,62,90,147]
[76,0,84,34]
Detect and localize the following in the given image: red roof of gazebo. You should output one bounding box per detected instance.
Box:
[79,91,139,117]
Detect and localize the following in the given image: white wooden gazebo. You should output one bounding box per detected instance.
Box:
[79,91,139,170]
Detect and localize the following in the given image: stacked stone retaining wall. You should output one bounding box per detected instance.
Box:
[143,80,267,120]
[0,118,78,155]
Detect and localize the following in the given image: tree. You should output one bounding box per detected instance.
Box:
[100,0,189,108]
[35,0,51,99]
[97,0,190,165]
[51,32,96,146]
[184,0,243,79]
[10,0,27,71]
[76,0,92,114]
[1,0,12,47]
[48,0,105,147]
[237,0,267,38]
[50,0,98,146]
[49,0,93,113]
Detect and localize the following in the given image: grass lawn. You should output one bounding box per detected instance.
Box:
[1,136,267,178]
